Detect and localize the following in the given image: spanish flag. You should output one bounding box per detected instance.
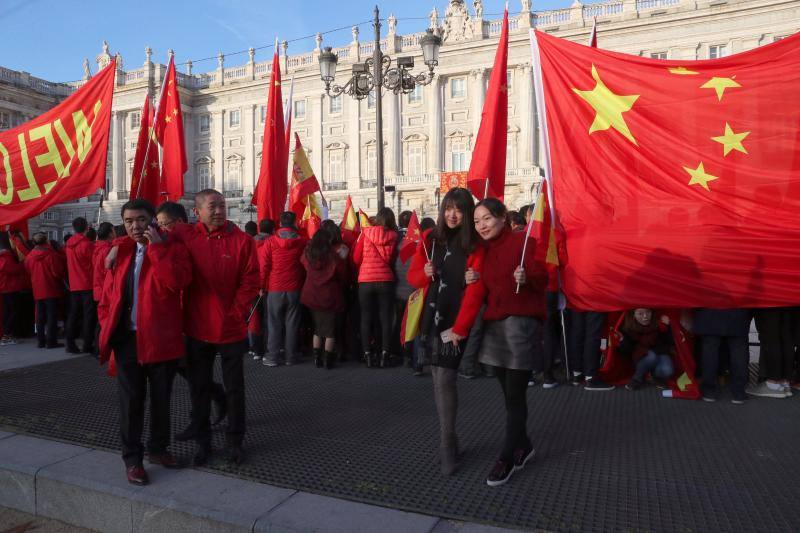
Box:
[530,179,560,266]
[358,209,372,228]
[341,195,358,231]
[400,287,427,345]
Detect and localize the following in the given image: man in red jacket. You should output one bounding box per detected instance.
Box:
[65,217,96,354]
[98,199,192,485]
[91,222,116,358]
[25,233,67,348]
[184,189,259,466]
[259,211,306,367]
[0,232,28,345]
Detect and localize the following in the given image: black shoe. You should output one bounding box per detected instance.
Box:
[486,459,514,487]
[625,379,642,391]
[458,372,477,380]
[227,445,245,465]
[37,342,46,349]
[571,373,586,386]
[379,351,389,368]
[46,343,64,349]
[193,445,212,466]
[542,372,558,389]
[363,351,374,368]
[512,445,535,471]
[584,377,614,391]
[324,350,335,369]
[175,425,198,442]
[65,344,81,354]
[81,345,95,354]
[413,366,424,377]
[313,348,323,368]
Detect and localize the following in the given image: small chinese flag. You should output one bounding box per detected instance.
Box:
[130,95,161,205]
[154,56,186,201]
[399,211,422,263]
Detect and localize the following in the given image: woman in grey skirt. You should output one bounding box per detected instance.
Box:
[407,187,486,475]
[452,198,549,487]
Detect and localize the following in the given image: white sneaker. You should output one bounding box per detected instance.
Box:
[746,381,787,398]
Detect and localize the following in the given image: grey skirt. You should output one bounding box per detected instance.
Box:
[478,316,543,371]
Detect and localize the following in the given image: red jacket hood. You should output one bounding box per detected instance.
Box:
[362,225,396,245]
[272,227,305,249]
[66,232,89,249]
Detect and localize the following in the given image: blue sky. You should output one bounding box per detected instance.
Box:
[1,0,582,82]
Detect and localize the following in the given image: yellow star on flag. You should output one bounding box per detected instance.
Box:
[572,64,640,146]
[701,76,741,101]
[165,115,172,123]
[172,108,178,116]
[684,162,719,191]
[150,161,158,169]
[668,66,699,75]
[711,123,750,156]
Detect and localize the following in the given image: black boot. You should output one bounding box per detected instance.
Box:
[313,348,323,368]
[380,350,390,368]
[324,350,336,369]
[363,351,374,368]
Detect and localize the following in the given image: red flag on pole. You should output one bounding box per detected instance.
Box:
[154,56,186,201]
[130,95,161,205]
[466,7,509,201]
[253,43,287,223]
[531,29,800,309]
[399,211,422,263]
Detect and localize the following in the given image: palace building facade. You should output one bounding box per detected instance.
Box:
[2,0,799,238]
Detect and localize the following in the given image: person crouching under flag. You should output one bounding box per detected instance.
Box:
[98,199,192,485]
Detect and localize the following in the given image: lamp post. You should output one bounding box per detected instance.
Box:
[319,6,442,210]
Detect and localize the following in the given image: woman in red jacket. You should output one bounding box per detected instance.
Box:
[301,230,347,369]
[408,187,485,476]
[352,208,399,367]
[452,198,548,487]
[0,233,28,345]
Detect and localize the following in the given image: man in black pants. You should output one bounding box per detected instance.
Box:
[565,309,614,391]
[65,217,96,354]
[97,199,192,485]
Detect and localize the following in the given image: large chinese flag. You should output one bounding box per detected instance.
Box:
[0,59,115,225]
[253,48,286,223]
[129,95,161,205]
[532,30,800,310]
[154,57,187,201]
[467,8,509,200]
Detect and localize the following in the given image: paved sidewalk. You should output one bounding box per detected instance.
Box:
[0,339,83,372]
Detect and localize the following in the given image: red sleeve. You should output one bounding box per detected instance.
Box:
[233,237,260,322]
[148,240,192,291]
[407,231,433,289]
[453,246,488,337]
[259,239,272,289]
[352,233,364,265]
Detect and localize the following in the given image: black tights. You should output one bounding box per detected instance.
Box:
[494,366,532,461]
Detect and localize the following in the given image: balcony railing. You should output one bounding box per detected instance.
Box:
[323,181,348,191]
[223,189,243,198]
[116,191,130,200]
[360,179,377,189]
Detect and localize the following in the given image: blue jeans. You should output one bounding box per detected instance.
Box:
[633,350,674,381]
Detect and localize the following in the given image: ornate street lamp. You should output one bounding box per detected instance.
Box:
[319,6,442,210]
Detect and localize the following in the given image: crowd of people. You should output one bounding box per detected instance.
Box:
[0,186,796,488]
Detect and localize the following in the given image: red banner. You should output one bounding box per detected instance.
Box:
[0,60,115,225]
[439,171,468,194]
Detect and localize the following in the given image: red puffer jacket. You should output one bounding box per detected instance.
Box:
[259,227,307,292]
[183,221,260,344]
[92,240,113,301]
[300,251,347,311]
[98,238,192,365]
[353,226,398,283]
[24,246,67,300]
[0,250,28,294]
[65,232,94,291]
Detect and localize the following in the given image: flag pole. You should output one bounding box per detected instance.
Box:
[96,190,104,226]
[515,199,537,294]
[483,178,489,199]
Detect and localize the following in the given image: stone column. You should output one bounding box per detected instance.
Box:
[312,94,324,184]
[388,92,402,177]
[428,75,444,172]
[183,110,194,194]
[213,110,225,191]
[112,111,125,194]
[348,96,361,189]
[519,63,535,166]
[245,104,256,193]
[471,68,486,136]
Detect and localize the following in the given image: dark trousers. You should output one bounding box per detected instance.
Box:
[701,335,749,398]
[754,308,798,381]
[186,337,246,447]
[565,310,606,377]
[358,281,395,354]
[36,298,59,347]
[114,333,177,467]
[266,291,301,363]
[494,366,532,462]
[539,291,563,374]
[66,290,96,350]
[2,292,17,336]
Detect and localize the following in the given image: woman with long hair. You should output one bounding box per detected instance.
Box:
[352,207,399,367]
[301,230,347,369]
[452,197,548,487]
[408,188,486,475]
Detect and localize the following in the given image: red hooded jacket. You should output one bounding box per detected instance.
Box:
[65,232,94,291]
[259,227,307,292]
[352,226,398,283]
[92,240,114,301]
[24,246,67,300]
[97,237,192,365]
[300,251,347,311]
[183,221,260,344]
[0,250,28,294]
